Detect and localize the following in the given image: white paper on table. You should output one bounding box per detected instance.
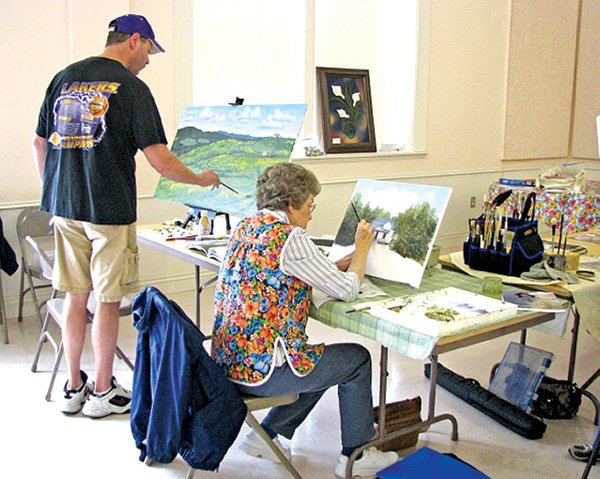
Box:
[368,287,518,337]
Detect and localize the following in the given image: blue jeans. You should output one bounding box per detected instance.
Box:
[236,343,376,450]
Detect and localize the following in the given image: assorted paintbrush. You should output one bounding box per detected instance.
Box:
[550,213,569,254]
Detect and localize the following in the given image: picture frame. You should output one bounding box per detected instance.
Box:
[316,67,376,154]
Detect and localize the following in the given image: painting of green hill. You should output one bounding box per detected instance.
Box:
[154,104,307,217]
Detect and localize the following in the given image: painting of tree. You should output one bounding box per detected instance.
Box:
[328,179,452,288]
[389,202,438,263]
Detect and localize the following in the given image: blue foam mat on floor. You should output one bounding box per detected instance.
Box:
[377,446,491,479]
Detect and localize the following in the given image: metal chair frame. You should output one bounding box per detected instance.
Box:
[0,271,7,344]
[16,208,54,327]
[183,392,303,479]
[144,333,304,478]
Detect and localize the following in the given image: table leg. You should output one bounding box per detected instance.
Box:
[378,345,389,437]
[428,354,438,419]
[344,347,459,479]
[520,329,527,344]
[193,267,219,330]
[568,306,580,383]
[195,266,201,328]
[345,346,391,479]
[427,354,459,439]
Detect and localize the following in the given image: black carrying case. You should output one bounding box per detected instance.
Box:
[463,216,544,277]
[424,363,546,439]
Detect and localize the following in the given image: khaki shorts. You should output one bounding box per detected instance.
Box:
[52,217,139,302]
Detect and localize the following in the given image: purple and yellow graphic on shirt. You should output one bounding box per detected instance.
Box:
[49,81,121,150]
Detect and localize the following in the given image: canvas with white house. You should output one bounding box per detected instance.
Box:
[329,179,452,288]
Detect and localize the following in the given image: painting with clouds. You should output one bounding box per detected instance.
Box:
[329,179,452,287]
[154,104,307,217]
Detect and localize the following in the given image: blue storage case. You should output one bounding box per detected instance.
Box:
[463,216,544,277]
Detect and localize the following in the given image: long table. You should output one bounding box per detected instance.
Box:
[309,269,555,478]
[137,225,556,479]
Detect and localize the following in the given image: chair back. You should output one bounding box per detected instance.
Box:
[17,208,54,277]
[25,236,54,281]
[17,207,53,239]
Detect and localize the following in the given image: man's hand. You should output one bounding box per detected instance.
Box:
[199,169,221,188]
[144,143,221,188]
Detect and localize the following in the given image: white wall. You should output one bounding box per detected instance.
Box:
[1,0,599,318]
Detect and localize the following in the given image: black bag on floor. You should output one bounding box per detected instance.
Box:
[531,376,582,419]
[424,363,546,439]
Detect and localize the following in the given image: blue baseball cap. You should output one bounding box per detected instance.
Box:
[109,14,165,54]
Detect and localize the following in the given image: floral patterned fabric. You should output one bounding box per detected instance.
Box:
[488,182,600,233]
[211,211,324,385]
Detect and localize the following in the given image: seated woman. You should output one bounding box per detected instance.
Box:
[211,163,398,478]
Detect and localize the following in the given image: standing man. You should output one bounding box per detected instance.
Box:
[32,14,220,417]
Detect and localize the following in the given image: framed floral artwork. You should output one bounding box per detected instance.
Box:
[316,67,376,153]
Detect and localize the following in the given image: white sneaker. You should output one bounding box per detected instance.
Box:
[239,428,292,463]
[82,377,131,418]
[59,370,91,414]
[335,447,399,478]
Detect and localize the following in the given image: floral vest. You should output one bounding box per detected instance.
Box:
[211,211,324,384]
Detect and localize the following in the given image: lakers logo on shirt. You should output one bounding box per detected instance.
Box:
[49,132,62,146]
[88,95,109,117]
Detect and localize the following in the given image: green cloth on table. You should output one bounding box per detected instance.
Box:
[310,268,488,360]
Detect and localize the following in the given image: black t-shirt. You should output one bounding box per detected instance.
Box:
[36,57,167,224]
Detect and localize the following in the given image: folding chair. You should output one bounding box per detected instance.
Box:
[16,207,54,327]
[138,290,304,479]
[183,392,303,479]
[191,335,302,479]
[25,235,133,400]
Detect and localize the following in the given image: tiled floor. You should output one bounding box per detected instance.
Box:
[0,285,598,478]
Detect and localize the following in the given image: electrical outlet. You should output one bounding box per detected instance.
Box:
[470,196,476,208]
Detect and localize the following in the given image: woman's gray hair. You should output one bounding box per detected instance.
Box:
[256,163,321,211]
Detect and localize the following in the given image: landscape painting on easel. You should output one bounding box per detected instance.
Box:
[154,104,307,217]
[329,179,452,288]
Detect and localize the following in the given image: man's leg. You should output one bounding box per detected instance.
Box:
[81,223,135,418]
[83,298,132,417]
[91,301,121,392]
[63,291,90,389]
[52,217,94,413]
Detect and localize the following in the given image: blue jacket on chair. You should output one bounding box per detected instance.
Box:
[130,286,247,471]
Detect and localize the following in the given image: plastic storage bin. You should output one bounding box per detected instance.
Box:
[488,342,554,413]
